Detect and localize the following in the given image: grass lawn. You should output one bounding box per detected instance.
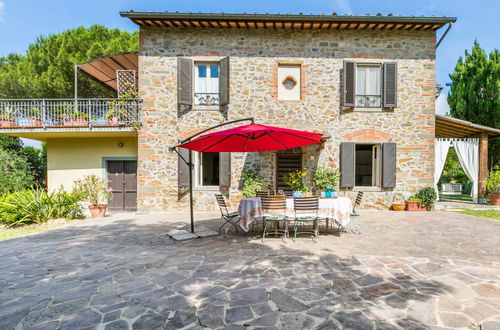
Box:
[0,223,65,241]
[452,209,500,221]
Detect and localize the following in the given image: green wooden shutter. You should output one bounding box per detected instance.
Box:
[383,62,397,108]
[382,143,397,188]
[178,148,190,194]
[178,57,193,106]
[343,61,356,107]
[340,142,355,188]
[219,152,231,197]
[219,57,230,106]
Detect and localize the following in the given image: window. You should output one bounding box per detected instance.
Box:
[356,65,381,108]
[194,63,220,106]
[195,152,220,186]
[278,64,301,100]
[355,144,380,187]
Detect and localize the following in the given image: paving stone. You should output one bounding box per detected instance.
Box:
[230,288,268,307]
[438,312,470,328]
[261,269,281,278]
[332,279,357,294]
[353,274,384,287]
[225,306,254,324]
[412,262,445,275]
[279,313,315,329]
[315,318,342,330]
[105,320,129,330]
[462,300,498,323]
[251,302,275,316]
[249,312,279,327]
[333,311,374,330]
[270,289,308,312]
[471,283,500,298]
[24,320,60,330]
[481,321,500,330]
[132,310,168,329]
[60,308,101,329]
[165,309,196,329]
[197,305,225,328]
[103,310,121,323]
[361,282,400,297]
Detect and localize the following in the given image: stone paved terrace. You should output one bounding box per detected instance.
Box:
[0,210,499,330]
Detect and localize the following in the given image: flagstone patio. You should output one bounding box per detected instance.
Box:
[0,210,499,329]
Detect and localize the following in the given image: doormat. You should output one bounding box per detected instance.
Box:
[167,229,218,241]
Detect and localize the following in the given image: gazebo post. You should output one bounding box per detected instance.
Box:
[478,132,489,201]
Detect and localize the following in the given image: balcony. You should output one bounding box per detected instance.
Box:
[0,98,141,139]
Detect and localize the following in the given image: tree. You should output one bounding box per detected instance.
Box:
[0,25,138,98]
[0,149,35,195]
[448,40,500,169]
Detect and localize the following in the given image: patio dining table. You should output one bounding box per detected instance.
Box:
[238,197,353,232]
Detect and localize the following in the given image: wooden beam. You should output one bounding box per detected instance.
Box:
[478,132,489,199]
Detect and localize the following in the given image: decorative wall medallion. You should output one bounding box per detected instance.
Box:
[282,76,297,90]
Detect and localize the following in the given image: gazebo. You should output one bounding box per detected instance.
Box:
[435,115,500,202]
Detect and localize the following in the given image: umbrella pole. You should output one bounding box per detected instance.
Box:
[188,150,194,233]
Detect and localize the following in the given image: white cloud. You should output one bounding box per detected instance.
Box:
[0,1,5,25]
[435,93,450,115]
[333,0,352,14]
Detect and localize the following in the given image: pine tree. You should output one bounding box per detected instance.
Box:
[448,40,500,169]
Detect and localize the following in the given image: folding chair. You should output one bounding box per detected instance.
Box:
[351,191,364,216]
[261,196,289,242]
[215,194,240,234]
[292,197,320,242]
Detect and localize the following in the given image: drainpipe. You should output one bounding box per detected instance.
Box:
[436,23,453,49]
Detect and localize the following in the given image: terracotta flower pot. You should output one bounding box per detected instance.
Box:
[405,201,427,211]
[0,118,14,127]
[392,203,406,211]
[29,117,43,127]
[63,117,89,126]
[490,193,500,206]
[89,205,107,218]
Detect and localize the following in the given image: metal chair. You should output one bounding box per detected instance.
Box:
[351,191,364,216]
[292,197,320,241]
[261,196,289,242]
[256,190,275,197]
[215,194,240,234]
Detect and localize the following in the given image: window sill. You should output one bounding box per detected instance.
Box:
[192,105,221,111]
[193,186,220,192]
[352,186,383,192]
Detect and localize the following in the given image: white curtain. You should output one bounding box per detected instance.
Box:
[434,139,451,201]
[453,139,479,201]
[195,64,219,105]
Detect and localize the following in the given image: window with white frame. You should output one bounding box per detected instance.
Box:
[356,65,381,107]
[194,63,220,106]
[194,152,220,186]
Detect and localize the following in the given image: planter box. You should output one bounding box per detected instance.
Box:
[63,117,89,126]
[405,201,427,211]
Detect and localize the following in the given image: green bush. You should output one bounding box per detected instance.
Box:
[241,167,265,198]
[415,187,437,210]
[312,166,339,191]
[485,171,500,194]
[0,189,84,227]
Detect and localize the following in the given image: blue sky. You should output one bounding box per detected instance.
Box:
[0,0,498,147]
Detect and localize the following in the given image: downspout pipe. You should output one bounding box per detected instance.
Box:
[436,23,453,49]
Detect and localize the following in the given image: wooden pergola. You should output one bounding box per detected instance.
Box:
[435,115,500,199]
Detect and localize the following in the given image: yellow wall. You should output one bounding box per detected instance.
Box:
[47,137,137,192]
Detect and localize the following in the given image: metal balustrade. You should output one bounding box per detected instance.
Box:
[194,93,220,106]
[0,99,141,129]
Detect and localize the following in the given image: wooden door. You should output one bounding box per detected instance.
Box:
[276,153,302,197]
[107,160,137,211]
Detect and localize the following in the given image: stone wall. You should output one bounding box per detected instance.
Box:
[138,27,436,211]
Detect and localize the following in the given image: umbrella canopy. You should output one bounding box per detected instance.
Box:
[178,123,323,152]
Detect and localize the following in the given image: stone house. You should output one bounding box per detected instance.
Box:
[0,12,459,212]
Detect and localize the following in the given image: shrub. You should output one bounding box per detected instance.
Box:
[485,171,500,194]
[0,149,35,195]
[0,189,84,227]
[73,174,112,206]
[312,166,339,191]
[241,167,264,198]
[415,187,437,210]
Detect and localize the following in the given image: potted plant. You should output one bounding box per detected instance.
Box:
[283,168,308,197]
[312,166,339,198]
[486,171,500,205]
[241,167,265,198]
[106,90,138,126]
[62,112,90,126]
[405,187,436,211]
[391,193,406,211]
[28,107,42,126]
[0,114,14,127]
[73,174,112,218]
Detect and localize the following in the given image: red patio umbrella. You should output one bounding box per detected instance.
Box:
[177,123,323,152]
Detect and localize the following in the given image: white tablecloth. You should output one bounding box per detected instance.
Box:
[238,197,352,232]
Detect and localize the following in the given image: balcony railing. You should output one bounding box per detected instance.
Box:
[194,93,220,106]
[355,95,381,108]
[0,98,141,129]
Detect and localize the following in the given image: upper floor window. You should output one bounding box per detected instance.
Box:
[356,65,381,108]
[195,63,220,106]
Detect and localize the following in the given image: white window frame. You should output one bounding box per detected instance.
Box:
[194,151,220,188]
[193,62,220,107]
[354,143,381,188]
[355,64,382,108]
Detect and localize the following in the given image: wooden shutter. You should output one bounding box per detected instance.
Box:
[342,61,356,107]
[219,152,231,196]
[177,57,193,106]
[178,148,190,193]
[340,142,355,188]
[383,62,397,108]
[381,143,397,188]
[219,57,230,106]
